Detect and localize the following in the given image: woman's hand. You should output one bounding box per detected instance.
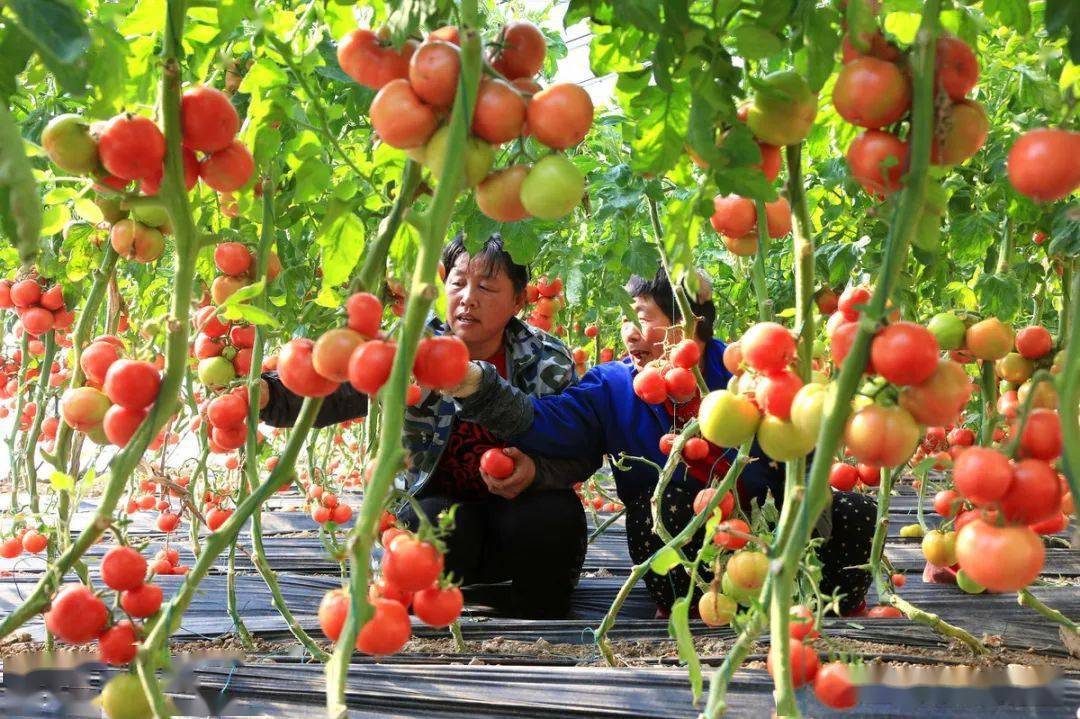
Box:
[480,447,536,499]
[441,361,483,398]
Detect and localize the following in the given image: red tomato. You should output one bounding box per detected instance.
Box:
[870,322,939,386]
[480,448,515,479]
[832,56,911,129]
[383,536,444,592]
[955,519,1044,592]
[413,585,464,627]
[814,661,858,709]
[1006,128,1080,202]
[952,447,1012,506]
[45,584,109,644]
[767,638,820,688]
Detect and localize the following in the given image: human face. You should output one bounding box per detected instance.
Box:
[445,252,526,358]
[621,295,676,371]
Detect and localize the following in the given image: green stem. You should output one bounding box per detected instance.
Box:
[650,419,699,542]
[325,4,483,715]
[23,331,57,518]
[1055,267,1080,521]
[699,579,771,718]
[1017,589,1078,633]
[352,161,422,294]
[868,467,897,599]
[751,200,773,321]
[978,360,998,446]
[8,332,30,511]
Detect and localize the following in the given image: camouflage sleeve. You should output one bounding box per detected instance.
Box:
[453,362,534,440]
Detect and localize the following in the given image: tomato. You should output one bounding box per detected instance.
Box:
[110,220,164,263]
[60,387,111,432]
[713,518,750,550]
[925,311,965,351]
[199,140,254,192]
[42,114,100,176]
[953,447,1012,505]
[19,307,54,337]
[356,597,411,655]
[847,130,908,197]
[932,489,961,519]
[898,360,972,427]
[1014,326,1053,359]
[103,405,148,447]
[527,83,594,150]
[767,638,820,688]
[844,404,920,468]
[1000,459,1061,524]
[764,197,792,238]
[698,590,737,627]
[345,339,396,397]
[346,292,383,337]
[955,519,1043,592]
[1017,408,1062,461]
[413,336,469,389]
[709,194,755,239]
[698,390,761,447]
[337,29,415,90]
[101,673,152,719]
[45,584,109,644]
[22,530,47,554]
[98,620,139,665]
[758,415,815,462]
[480,448,514,479]
[519,154,586,220]
[870,322,939,386]
[181,85,239,153]
[0,536,22,558]
[814,661,858,709]
[842,31,901,63]
[97,113,165,181]
[669,339,700,370]
[856,463,881,486]
[279,338,340,397]
[832,57,911,129]
[413,585,464,627]
[384,535,444,592]
[664,366,697,403]
[214,241,252,276]
[408,41,460,108]
[658,433,676,455]
[726,550,769,591]
[312,328,365,384]
[757,370,803,420]
[104,360,161,410]
[788,604,819,641]
[931,100,988,166]
[997,352,1034,384]
[490,21,547,79]
[78,340,118,382]
[746,71,818,147]
[866,604,903,618]
[1006,128,1080,202]
[9,278,41,307]
[816,288,838,316]
[206,507,233,531]
[934,36,978,101]
[891,572,907,587]
[829,462,859,491]
[472,78,527,145]
[965,318,1013,360]
[423,126,494,187]
[477,165,531,222]
[120,582,163,618]
[318,588,349,641]
[741,322,796,373]
[370,79,438,150]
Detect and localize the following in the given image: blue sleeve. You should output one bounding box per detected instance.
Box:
[509,366,611,460]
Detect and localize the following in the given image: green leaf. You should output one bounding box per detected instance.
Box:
[221,303,281,327]
[800,4,841,92]
[219,0,255,35]
[0,103,41,266]
[7,0,91,95]
[316,208,366,298]
[120,0,166,35]
[217,279,267,310]
[983,0,1031,33]
[627,84,691,175]
[974,273,1021,321]
[649,546,681,575]
[0,28,35,100]
[50,471,74,492]
[669,597,703,702]
[732,24,783,60]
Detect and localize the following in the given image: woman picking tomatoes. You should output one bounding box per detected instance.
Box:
[447,268,877,615]
[260,235,598,618]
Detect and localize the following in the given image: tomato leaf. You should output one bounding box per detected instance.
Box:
[49,471,74,492]
[0,103,41,267]
[669,597,703,703]
[732,24,783,60]
[974,274,1022,321]
[7,0,91,96]
[626,83,690,176]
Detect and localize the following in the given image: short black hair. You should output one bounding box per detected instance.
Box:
[626,266,715,341]
[441,233,529,294]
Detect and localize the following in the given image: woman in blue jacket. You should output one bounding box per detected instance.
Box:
[450,268,876,615]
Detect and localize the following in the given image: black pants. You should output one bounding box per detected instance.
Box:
[397,489,587,619]
[625,484,875,615]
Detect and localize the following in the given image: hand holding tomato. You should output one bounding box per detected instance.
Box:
[480,447,535,499]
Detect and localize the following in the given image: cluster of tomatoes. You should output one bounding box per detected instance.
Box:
[0,526,49,559]
[522,275,565,333]
[632,338,703,407]
[42,545,164,666]
[122,475,190,540]
[573,480,624,513]
[42,85,254,204]
[0,277,74,339]
[201,384,253,453]
[319,528,462,656]
[339,21,594,223]
[304,483,354,527]
[276,291,467,405]
[60,336,163,448]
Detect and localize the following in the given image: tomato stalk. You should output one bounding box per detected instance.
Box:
[351,160,422,294]
[649,418,699,541]
[595,444,751,666]
[977,360,998,445]
[751,199,774,321]
[6,331,30,510]
[23,330,57,518]
[1055,266,1080,529]
[244,167,329,661]
[325,2,483,715]
[1017,589,1079,633]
